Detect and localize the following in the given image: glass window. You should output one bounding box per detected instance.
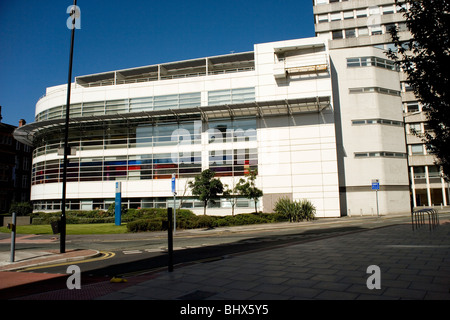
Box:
[358,27,369,36]
[382,5,395,14]
[347,58,361,67]
[318,14,329,23]
[343,11,354,20]
[409,123,422,134]
[411,144,424,155]
[330,12,341,21]
[406,102,420,112]
[371,26,383,35]
[345,29,356,38]
[428,166,441,178]
[332,30,343,40]
[356,9,367,18]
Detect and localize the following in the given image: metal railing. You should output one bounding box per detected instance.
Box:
[411,208,440,231]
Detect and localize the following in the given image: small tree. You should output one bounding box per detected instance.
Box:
[188,169,224,215]
[236,169,263,213]
[223,182,238,216]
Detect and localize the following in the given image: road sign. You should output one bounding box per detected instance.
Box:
[171,174,176,194]
[115,182,122,226]
[371,179,380,216]
[371,179,380,190]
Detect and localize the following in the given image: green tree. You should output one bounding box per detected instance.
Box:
[387,0,450,180]
[188,169,224,215]
[236,169,263,213]
[223,182,238,216]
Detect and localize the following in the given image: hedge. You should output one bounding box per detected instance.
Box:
[30,208,289,232]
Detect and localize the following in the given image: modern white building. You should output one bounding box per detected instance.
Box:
[15,1,426,217]
[16,37,346,217]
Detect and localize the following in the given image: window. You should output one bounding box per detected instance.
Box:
[371,26,383,35]
[385,23,397,33]
[408,123,422,134]
[330,12,341,21]
[406,102,420,112]
[349,87,401,96]
[318,14,329,23]
[358,27,369,36]
[332,30,343,40]
[345,29,356,38]
[413,166,426,179]
[346,57,398,71]
[411,144,424,155]
[382,5,395,14]
[356,9,368,18]
[354,152,406,158]
[428,166,441,178]
[208,87,255,106]
[343,11,354,20]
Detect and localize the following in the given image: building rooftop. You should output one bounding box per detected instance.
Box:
[75,51,255,88]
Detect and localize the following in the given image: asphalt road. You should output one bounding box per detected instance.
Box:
[0,214,414,283]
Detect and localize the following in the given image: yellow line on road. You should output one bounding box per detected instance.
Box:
[20,251,116,272]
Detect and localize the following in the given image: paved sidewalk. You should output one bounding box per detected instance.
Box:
[12,216,450,300]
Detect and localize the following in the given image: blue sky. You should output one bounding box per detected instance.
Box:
[0,0,315,125]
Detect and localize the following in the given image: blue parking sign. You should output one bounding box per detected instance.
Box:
[171,174,176,193]
[372,181,380,190]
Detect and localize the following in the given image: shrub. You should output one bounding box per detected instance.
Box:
[9,202,33,216]
[273,197,316,222]
[127,218,166,232]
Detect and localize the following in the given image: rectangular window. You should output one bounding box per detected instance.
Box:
[345,29,356,38]
[358,27,369,36]
[406,101,420,112]
[382,5,395,15]
[343,11,354,20]
[411,144,424,155]
[332,30,343,40]
[356,9,367,18]
[371,26,383,35]
[318,14,329,23]
[408,123,422,134]
[330,12,341,21]
[347,58,361,67]
[208,87,255,106]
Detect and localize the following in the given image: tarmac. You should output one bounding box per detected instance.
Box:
[0,211,449,302]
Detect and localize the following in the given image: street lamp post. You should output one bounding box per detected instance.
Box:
[61,0,77,253]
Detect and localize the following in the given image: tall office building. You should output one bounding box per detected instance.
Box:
[312,0,449,209]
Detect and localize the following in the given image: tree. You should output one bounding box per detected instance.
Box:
[387,0,450,180]
[188,169,224,215]
[236,169,263,213]
[223,182,238,216]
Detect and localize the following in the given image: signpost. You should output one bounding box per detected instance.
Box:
[172,174,176,233]
[115,182,122,226]
[372,179,380,217]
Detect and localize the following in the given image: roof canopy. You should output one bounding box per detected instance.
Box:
[14,96,331,146]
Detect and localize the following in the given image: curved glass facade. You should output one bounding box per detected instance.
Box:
[32,118,258,185]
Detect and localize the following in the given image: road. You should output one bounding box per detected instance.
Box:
[0,214,412,284]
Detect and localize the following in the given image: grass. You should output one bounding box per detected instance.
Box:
[0,223,128,235]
